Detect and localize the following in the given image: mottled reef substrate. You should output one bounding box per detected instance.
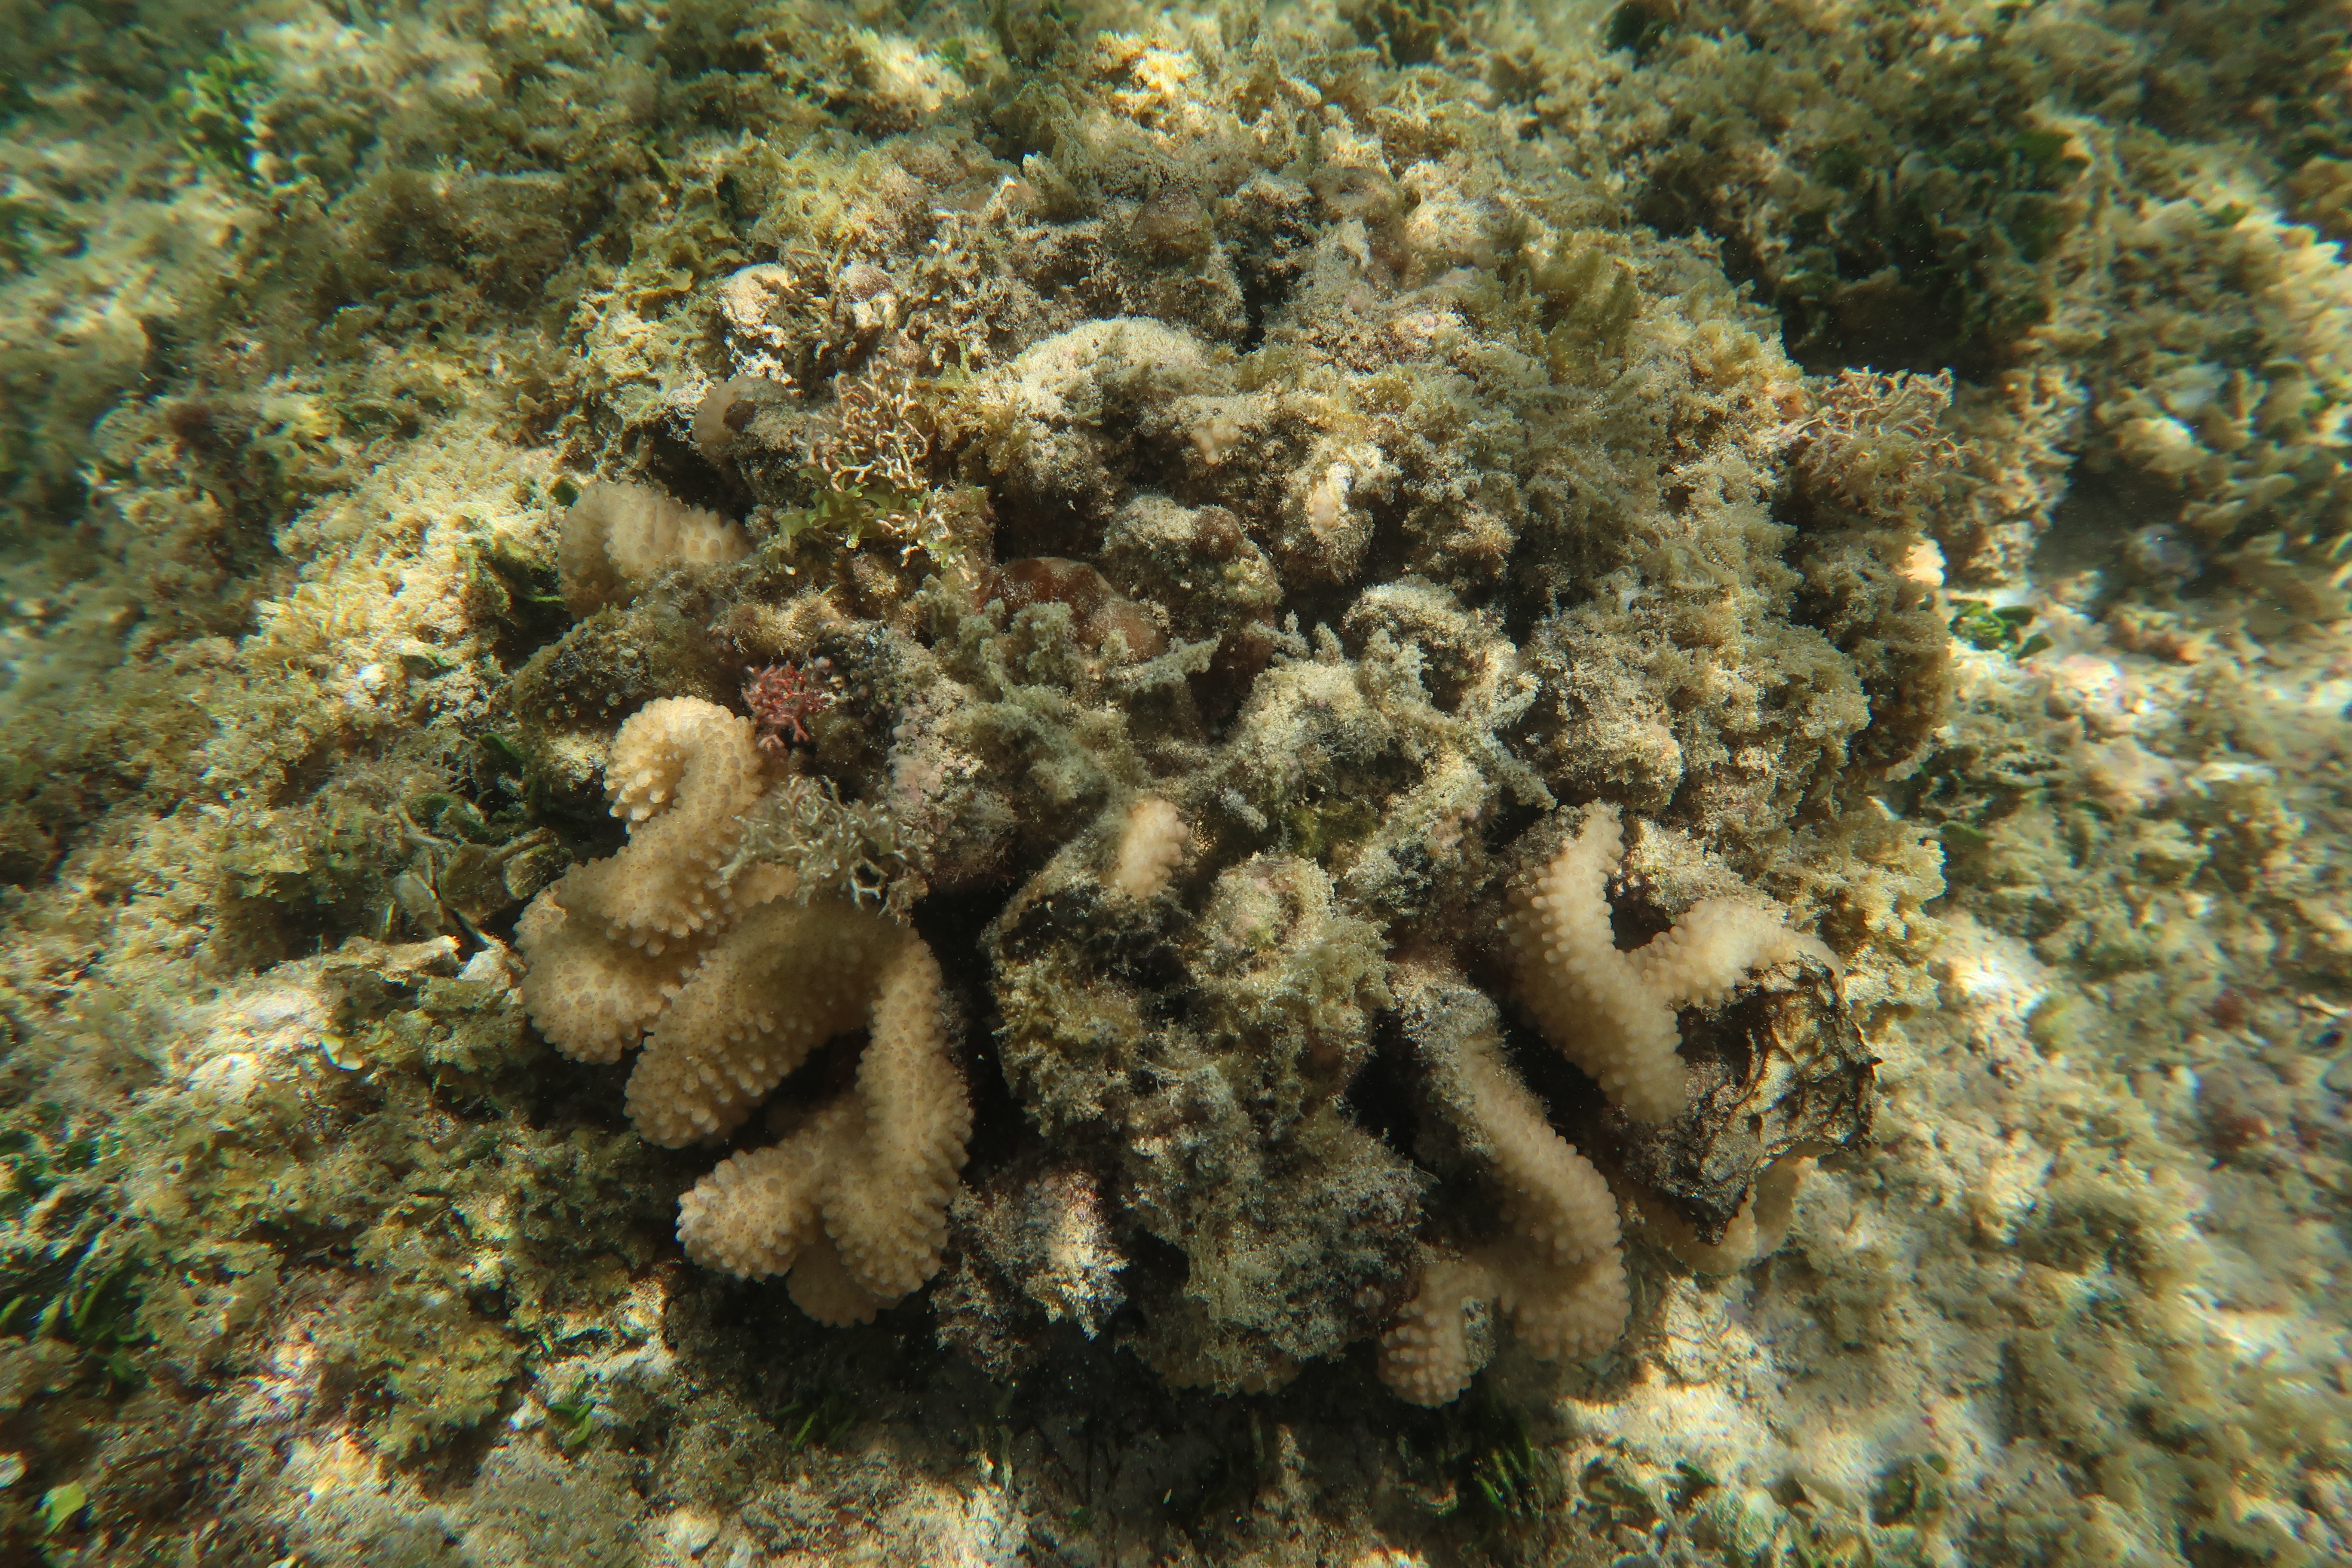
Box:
[1,0,2348,1565]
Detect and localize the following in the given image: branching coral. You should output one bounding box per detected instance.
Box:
[674,931,969,1324]
[1107,794,1186,897]
[1510,804,1838,1124]
[1373,819,1842,1405]
[1629,1152,1816,1274]
[514,697,970,1320]
[1380,965,1630,1407]
[24,0,2346,1556]
[513,698,768,1063]
[556,482,750,616]
[494,35,1905,1407]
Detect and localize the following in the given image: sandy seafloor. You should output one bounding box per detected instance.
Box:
[0,0,2349,1563]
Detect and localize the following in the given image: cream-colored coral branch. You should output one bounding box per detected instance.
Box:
[1631,1152,1816,1274]
[1107,794,1188,897]
[1436,1000,1623,1275]
[515,695,972,1320]
[515,697,769,1060]
[1378,1240,1630,1408]
[675,935,972,1323]
[1377,1256,1491,1408]
[557,481,750,615]
[576,695,769,946]
[1380,965,1629,1406]
[1509,803,1833,1122]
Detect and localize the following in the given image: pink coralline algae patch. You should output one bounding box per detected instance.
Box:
[742,662,835,756]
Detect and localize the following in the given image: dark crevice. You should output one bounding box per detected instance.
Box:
[913,882,1027,1181]
[1341,1012,1424,1169]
